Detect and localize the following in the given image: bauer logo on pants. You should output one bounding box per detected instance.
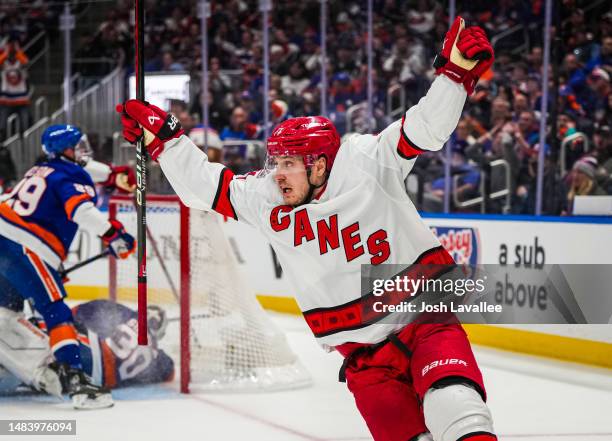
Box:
[422,358,468,376]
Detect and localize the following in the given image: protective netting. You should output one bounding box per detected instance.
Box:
[109,196,311,392]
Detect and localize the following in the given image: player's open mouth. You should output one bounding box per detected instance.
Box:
[281,187,292,195]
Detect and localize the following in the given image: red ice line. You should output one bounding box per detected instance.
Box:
[191,396,612,441]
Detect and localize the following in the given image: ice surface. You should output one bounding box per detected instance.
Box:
[2,313,611,441]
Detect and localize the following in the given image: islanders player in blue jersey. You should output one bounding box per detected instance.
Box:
[0,124,136,409]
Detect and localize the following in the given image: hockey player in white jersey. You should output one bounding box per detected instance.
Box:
[118,17,496,441]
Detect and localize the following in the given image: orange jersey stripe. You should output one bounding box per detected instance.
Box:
[49,323,78,348]
[100,341,117,388]
[0,203,66,260]
[64,193,91,220]
[25,248,63,301]
[77,333,90,346]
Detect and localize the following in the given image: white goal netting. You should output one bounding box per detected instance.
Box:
[109,195,311,392]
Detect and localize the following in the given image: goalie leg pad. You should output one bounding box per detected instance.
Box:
[0,307,61,396]
[423,383,495,441]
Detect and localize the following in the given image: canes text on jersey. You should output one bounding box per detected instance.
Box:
[270,206,391,264]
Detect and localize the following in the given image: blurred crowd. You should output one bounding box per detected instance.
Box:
[0,1,63,192]
[0,0,59,142]
[82,0,612,215]
[2,0,611,215]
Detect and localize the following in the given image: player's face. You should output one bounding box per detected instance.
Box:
[74,135,93,165]
[273,156,311,205]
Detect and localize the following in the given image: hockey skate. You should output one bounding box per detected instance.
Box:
[50,362,114,410]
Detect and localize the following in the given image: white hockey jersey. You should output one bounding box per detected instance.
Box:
[158,76,467,349]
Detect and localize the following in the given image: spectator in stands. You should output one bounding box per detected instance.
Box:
[512,92,531,117]
[208,57,232,101]
[516,110,540,147]
[177,111,196,137]
[557,112,586,171]
[429,153,481,213]
[220,106,255,141]
[75,21,128,76]
[0,37,30,140]
[333,41,359,77]
[383,35,427,86]
[563,53,589,104]
[452,118,476,155]
[526,46,543,75]
[490,97,512,129]
[329,72,358,113]
[222,144,251,175]
[269,44,290,76]
[587,68,611,116]
[189,126,223,163]
[160,51,185,72]
[281,62,310,98]
[514,143,564,215]
[190,88,230,132]
[565,157,608,214]
[525,75,543,111]
[589,125,612,195]
[406,0,437,35]
[591,36,612,76]
[169,99,188,115]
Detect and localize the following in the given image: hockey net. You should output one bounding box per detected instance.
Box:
[108,194,311,393]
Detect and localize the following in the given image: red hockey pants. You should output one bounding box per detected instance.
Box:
[336,324,486,441]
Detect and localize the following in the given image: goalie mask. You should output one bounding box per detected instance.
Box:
[147,305,167,342]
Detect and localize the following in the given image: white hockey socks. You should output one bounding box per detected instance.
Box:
[423,383,495,441]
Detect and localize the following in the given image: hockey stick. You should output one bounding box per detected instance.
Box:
[59,250,111,279]
[134,0,148,345]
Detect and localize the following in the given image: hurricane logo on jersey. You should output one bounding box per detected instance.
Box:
[430,226,479,265]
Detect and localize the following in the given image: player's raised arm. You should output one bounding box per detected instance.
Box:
[376,16,493,173]
[116,101,259,224]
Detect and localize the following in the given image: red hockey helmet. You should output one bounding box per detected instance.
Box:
[266,116,340,172]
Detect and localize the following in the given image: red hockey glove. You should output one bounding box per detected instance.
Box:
[433,16,494,95]
[102,219,136,259]
[101,165,136,194]
[115,100,184,161]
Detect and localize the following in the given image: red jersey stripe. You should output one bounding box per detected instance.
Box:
[397,114,428,160]
[211,168,238,220]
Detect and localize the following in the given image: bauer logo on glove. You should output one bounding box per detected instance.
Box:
[433,16,494,95]
[115,100,184,161]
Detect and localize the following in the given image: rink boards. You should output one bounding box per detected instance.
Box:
[64,213,612,369]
